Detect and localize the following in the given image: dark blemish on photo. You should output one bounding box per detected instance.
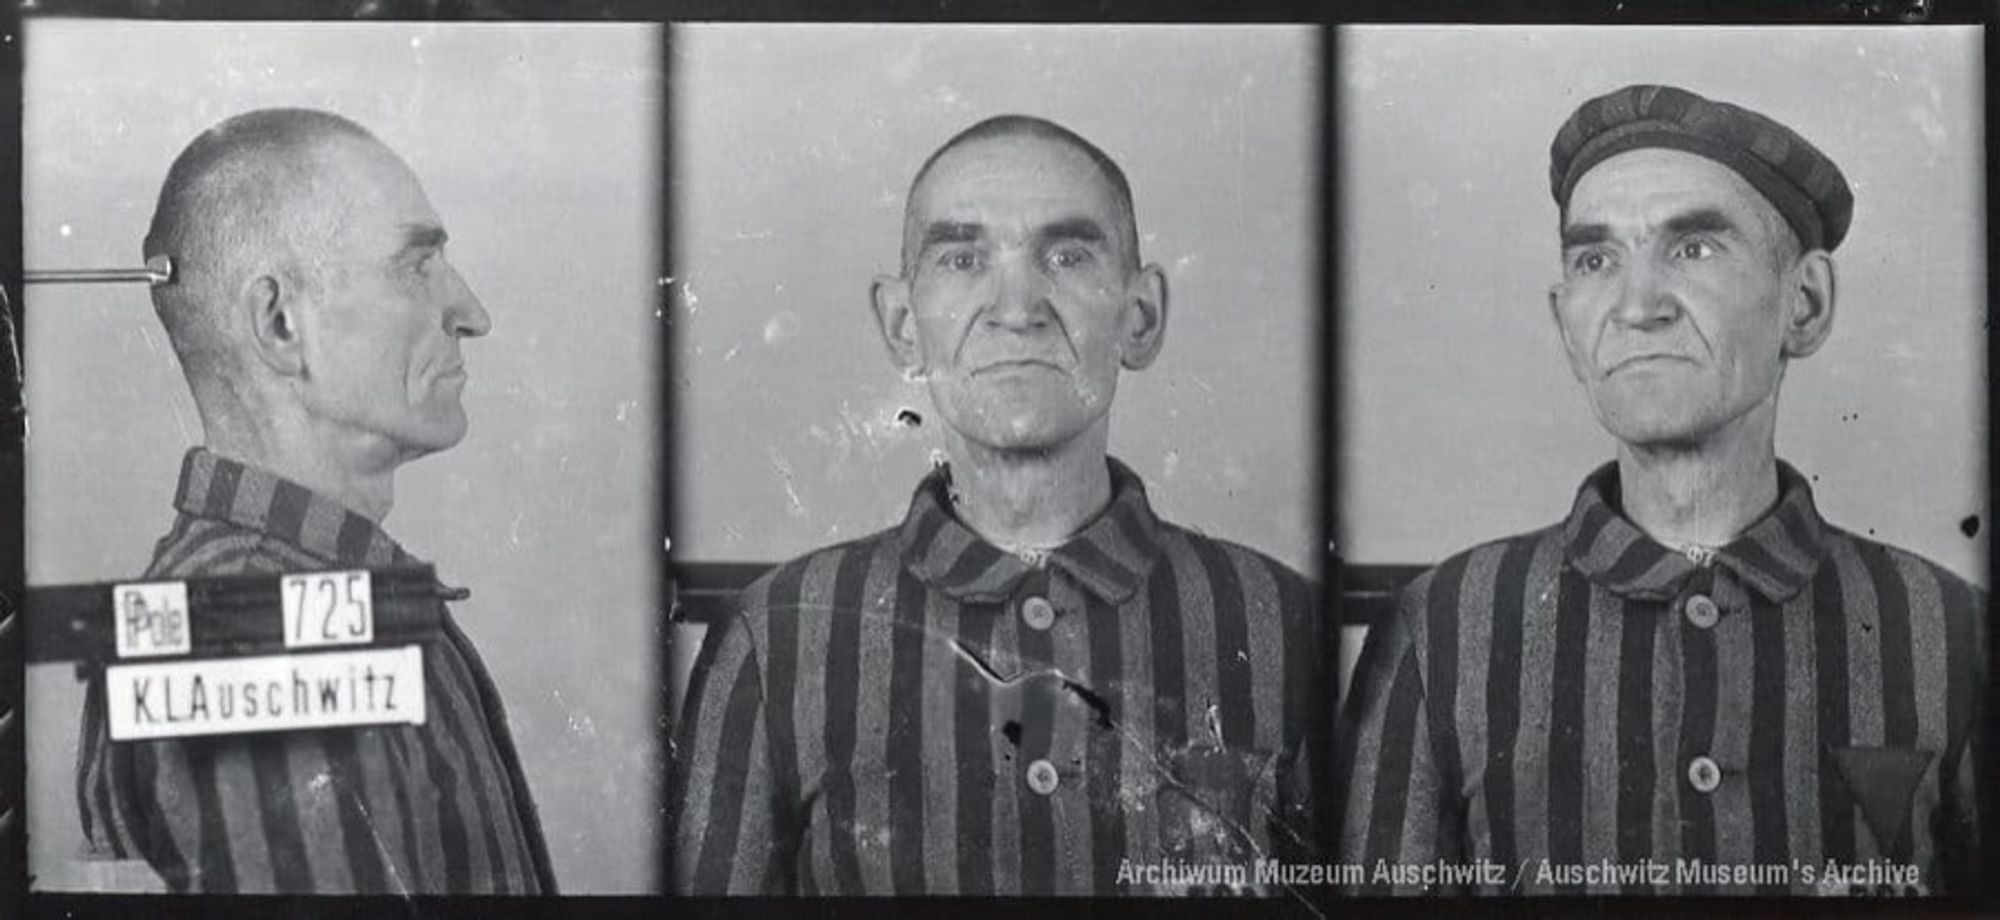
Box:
[1960,515,1980,538]
[1001,720,1022,747]
[895,408,923,427]
[1064,682,1115,730]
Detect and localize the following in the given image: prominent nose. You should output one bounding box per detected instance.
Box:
[982,253,1054,331]
[1610,255,1679,331]
[443,263,492,338]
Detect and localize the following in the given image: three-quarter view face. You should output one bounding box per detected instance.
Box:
[1338,27,1986,899]
[1553,147,1830,449]
[3,17,1990,913]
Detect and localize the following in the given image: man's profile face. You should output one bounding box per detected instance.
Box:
[296,137,491,458]
[1550,148,1802,449]
[882,133,1160,454]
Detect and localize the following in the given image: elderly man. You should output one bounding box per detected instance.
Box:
[73,108,552,894]
[1339,85,1987,896]
[672,115,1324,895]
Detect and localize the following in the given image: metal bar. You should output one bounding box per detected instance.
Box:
[24,268,165,285]
[25,564,452,665]
[23,255,175,287]
[667,560,1369,626]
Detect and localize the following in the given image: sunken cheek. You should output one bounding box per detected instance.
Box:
[1568,270,1732,359]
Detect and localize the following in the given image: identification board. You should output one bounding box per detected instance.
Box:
[105,645,426,741]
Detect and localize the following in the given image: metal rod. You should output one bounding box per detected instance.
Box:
[23,255,174,287]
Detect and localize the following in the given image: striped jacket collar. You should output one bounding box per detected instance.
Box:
[173,448,415,568]
[1562,459,1829,602]
[897,456,1165,604]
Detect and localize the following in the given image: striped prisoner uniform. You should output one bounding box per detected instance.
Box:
[1339,461,1986,895]
[672,458,1326,894]
[76,448,554,893]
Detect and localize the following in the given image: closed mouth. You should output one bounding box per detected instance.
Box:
[1604,353,1693,374]
[972,358,1065,376]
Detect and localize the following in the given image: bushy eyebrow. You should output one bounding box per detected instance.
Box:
[1660,208,1739,239]
[1560,222,1610,250]
[1561,207,1742,250]
[920,220,983,250]
[1038,217,1108,247]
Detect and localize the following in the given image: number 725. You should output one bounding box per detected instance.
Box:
[282,570,374,648]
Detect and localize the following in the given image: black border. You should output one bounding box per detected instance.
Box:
[2,4,24,914]
[1981,11,1998,909]
[664,14,688,904]
[654,15,675,904]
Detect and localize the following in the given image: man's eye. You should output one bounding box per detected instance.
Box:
[1048,246,1094,270]
[1570,250,1611,275]
[1674,239,1717,260]
[938,250,981,272]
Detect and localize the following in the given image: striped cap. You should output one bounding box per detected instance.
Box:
[1550,84,1853,252]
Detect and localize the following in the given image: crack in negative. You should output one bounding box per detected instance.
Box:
[746,599,1325,911]
[945,631,1322,912]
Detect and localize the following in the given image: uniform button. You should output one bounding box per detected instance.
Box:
[1683,594,1720,630]
[1026,759,1060,795]
[1021,596,1056,631]
[1687,755,1722,793]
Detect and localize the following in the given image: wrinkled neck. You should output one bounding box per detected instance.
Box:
[942,426,1111,552]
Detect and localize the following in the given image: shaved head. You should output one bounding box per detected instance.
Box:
[144,108,382,391]
[901,115,1140,275]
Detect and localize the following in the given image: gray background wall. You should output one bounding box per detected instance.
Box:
[668,24,1323,715]
[22,22,662,893]
[1338,26,1988,693]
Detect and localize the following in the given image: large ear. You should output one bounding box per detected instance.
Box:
[243,272,306,377]
[1780,250,1837,359]
[1549,283,1588,383]
[870,274,923,373]
[1117,263,1169,370]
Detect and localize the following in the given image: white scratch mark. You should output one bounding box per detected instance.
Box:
[770,450,805,516]
[762,311,799,345]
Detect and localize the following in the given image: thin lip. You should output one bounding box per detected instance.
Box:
[971,358,1066,376]
[1602,353,1694,375]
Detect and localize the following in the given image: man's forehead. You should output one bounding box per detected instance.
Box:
[314,138,444,246]
[909,133,1123,222]
[1564,148,1772,229]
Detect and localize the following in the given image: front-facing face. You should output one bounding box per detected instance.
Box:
[872,132,1166,454]
[1550,147,1833,450]
[294,136,491,460]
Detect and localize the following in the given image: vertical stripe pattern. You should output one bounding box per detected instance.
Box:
[1339,461,1987,895]
[671,457,1324,894]
[76,449,553,894]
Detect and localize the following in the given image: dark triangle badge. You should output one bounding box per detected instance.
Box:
[1831,746,1935,853]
